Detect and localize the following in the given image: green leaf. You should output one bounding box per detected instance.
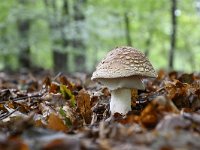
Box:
[59,107,72,127]
[59,107,66,117]
[64,117,72,127]
[60,84,76,107]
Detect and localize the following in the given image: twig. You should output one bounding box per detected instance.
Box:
[0,94,43,104]
[0,89,9,94]
[53,72,63,81]
[0,106,20,120]
[12,94,42,101]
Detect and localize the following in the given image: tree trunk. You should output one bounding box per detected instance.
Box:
[144,35,152,57]
[17,19,31,69]
[44,0,69,73]
[124,12,132,46]
[1,29,12,70]
[144,29,154,57]
[72,0,86,72]
[53,50,68,72]
[169,0,177,70]
[17,0,31,69]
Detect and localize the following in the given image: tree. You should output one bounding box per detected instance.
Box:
[169,0,177,70]
[44,0,70,73]
[124,12,132,46]
[17,0,31,69]
[0,0,200,72]
[72,0,87,72]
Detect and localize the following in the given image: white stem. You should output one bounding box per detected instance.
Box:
[110,88,131,115]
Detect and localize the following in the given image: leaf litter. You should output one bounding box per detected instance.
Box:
[0,70,200,150]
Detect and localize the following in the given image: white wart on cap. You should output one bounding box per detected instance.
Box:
[91,46,157,115]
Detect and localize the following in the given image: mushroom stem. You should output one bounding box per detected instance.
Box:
[110,88,131,115]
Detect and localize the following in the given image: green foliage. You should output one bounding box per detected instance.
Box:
[0,0,200,72]
[59,107,73,127]
[60,84,76,107]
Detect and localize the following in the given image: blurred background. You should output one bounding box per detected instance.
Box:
[0,0,200,73]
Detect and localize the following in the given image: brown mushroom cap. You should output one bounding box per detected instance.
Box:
[91,46,157,80]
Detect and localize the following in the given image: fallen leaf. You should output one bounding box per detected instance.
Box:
[59,75,74,91]
[59,107,72,127]
[42,138,80,150]
[47,113,68,132]
[0,137,29,150]
[178,73,194,84]
[42,76,51,88]
[76,89,92,124]
[156,114,191,131]
[60,84,76,107]
[49,82,60,94]
[169,71,178,80]
[140,96,179,128]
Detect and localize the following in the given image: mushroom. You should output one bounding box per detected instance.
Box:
[91,46,157,115]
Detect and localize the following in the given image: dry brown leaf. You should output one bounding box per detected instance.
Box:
[42,76,51,88]
[42,139,80,150]
[195,88,200,98]
[34,119,44,127]
[164,81,177,99]
[59,75,74,91]
[7,101,15,109]
[117,113,140,125]
[178,73,194,84]
[140,96,179,128]
[140,103,159,128]
[169,71,178,80]
[157,69,166,80]
[47,113,68,132]
[76,89,92,124]
[131,89,138,107]
[101,87,110,97]
[0,137,29,150]
[49,82,60,94]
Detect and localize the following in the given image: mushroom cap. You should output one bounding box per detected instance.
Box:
[91,46,157,80]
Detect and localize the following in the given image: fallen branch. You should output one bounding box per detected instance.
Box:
[0,106,20,120]
[0,93,43,104]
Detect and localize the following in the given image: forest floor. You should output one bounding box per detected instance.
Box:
[0,70,200,150]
